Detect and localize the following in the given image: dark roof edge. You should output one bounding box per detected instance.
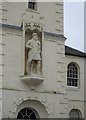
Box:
[0,23,22,30]
[0,23,67,40]
[65,45,86,58]
[44,31,67,40]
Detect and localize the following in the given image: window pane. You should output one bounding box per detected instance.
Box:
[67,63,79,87]
[28,2,37,10]
[17,108,37,119]
[69,109,82,118]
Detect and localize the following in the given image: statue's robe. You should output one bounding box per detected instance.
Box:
[26,39,41,63]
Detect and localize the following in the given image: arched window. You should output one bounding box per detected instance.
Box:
[67,62,79,87]
[69,109,82,119]
[17,107,39,119]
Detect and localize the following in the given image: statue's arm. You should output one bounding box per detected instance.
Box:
[26,40,32,49]
[38,41,41,51]
[38,42,42,58]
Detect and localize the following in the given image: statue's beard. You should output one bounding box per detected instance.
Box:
[35,38,38,40]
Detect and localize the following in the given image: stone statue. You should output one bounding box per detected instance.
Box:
[26,32,42,75]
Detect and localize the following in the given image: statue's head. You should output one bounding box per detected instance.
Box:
[32,33,38,40]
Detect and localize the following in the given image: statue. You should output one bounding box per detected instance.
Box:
[26,32,42,75]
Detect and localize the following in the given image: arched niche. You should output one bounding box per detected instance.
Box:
[24,28,42,75]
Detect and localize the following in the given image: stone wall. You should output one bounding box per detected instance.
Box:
[65,55,85,118]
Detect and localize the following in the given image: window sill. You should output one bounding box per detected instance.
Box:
[67,86,81,92]
[25,8,40,14]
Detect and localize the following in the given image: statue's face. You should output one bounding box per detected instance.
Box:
[33,35,38,40]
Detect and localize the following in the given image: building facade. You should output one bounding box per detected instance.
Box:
[0,1,86,119]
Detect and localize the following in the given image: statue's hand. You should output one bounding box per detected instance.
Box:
[26,45,32,49]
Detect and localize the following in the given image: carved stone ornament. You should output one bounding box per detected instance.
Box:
[21,11,44,32]
[21,75,44,86]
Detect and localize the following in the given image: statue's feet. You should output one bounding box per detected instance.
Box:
[37,71,41,75]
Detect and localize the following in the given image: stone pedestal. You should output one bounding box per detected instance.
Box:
[20,74,44,86]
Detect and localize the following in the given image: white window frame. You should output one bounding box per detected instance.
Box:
[17,107,39,119]
[67,62,80,88]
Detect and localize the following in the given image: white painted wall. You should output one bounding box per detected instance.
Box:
[65,55,85,118]
[3,2,63,34]
[1,1,85,119]
[2,25,68,118]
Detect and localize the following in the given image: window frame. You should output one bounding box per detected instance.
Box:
[17,107,39,119]
[67,62,80,88]
[27,0,37,11]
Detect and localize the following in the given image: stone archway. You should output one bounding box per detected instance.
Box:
[16,99,48,119]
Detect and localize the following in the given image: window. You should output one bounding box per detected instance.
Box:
[28,1,37,10]
[69,109,82,119]
[67,62,79,87]
[17,108,38,119]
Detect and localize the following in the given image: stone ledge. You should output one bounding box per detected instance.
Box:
[20,74,44,86]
